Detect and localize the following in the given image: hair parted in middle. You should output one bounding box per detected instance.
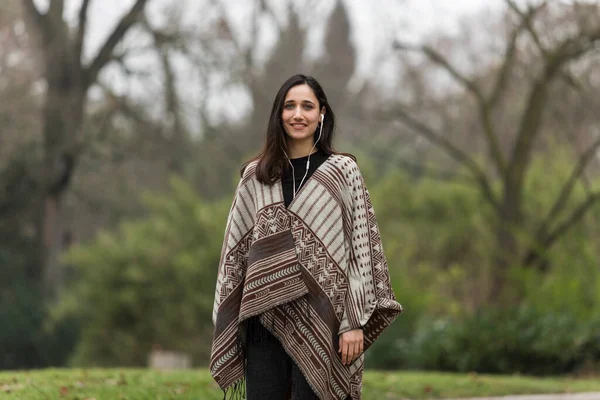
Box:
[241,74,355,184]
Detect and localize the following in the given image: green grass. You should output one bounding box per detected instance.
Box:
[0,369,599,399]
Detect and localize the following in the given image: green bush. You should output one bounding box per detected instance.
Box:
[405,306,600,375]
[363,149,600,373]
[51,177,228,367]
[0,279,78,369]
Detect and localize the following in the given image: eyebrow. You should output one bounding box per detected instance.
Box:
[284,99,316,104]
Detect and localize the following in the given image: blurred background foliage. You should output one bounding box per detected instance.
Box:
[2,0,600,375]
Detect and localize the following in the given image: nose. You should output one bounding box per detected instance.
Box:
[293,107,303,119]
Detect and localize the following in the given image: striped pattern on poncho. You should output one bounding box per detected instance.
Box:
[210,154,403,400]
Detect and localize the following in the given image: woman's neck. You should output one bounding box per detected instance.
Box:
[286,137,318,159]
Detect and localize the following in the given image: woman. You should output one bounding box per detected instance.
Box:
[210,74,402,400]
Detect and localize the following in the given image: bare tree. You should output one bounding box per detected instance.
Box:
[312,0,355,110]
[192,0,358,197]
[393,0,600,300]
[20,0,152,296]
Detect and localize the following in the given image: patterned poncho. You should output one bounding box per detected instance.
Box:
[210,154,403,400]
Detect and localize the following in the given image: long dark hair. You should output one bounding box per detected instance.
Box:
[241,74,355,184]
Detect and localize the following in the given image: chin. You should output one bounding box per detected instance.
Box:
[290,134,311,141]
[285,130,314,142]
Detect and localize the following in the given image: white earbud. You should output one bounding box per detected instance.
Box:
[320,113,325,122]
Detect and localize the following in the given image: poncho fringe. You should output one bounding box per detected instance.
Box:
[211,154,403,400]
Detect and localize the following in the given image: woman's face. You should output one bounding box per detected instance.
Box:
[281,84,323,143]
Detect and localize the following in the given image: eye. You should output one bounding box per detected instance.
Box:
[303,105,314,110]
[284,104,294,109]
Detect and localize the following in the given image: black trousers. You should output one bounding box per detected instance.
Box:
[245,317,319,400]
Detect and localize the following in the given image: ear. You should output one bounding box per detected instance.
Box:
[321,107,326,116]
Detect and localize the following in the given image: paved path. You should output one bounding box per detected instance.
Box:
[446,393,600,400]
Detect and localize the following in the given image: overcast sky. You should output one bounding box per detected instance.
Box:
[58,0,503,76]
[28,0,524,128]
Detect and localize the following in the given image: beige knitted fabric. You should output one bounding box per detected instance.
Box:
[210,154,403,400]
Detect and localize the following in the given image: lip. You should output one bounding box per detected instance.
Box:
[290,123,307,130]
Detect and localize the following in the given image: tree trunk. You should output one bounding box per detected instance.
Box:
[39,53,85,297]
[489,183,522,303]
[20,0,149,297]
[41,193,62,294]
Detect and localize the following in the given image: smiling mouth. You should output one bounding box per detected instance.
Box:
[291,123,307,128]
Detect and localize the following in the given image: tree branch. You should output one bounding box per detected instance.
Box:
[83,0,149,88]
[555,113,594,194]
[395,43,485,101]
[394,41,508,177]
[506,79,550,190]
[489,2,544,108]
[75,0,92,64]
[142,16,188,172]
[48,0,65,25]
[507,25,600,198]
[392,108,500,211]
[523,192,600,270]
[419,46,510,176]
[546,15,600,75]
[545,136,600,225]
[21,0,44,22]
[505,0,549,57]
[505,0,586,91]
[522,135,600,269]
[208,0,276,79]
[21,0,52,41]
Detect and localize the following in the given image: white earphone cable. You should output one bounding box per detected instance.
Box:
[296,115,324,195]
[282,114,325,199]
